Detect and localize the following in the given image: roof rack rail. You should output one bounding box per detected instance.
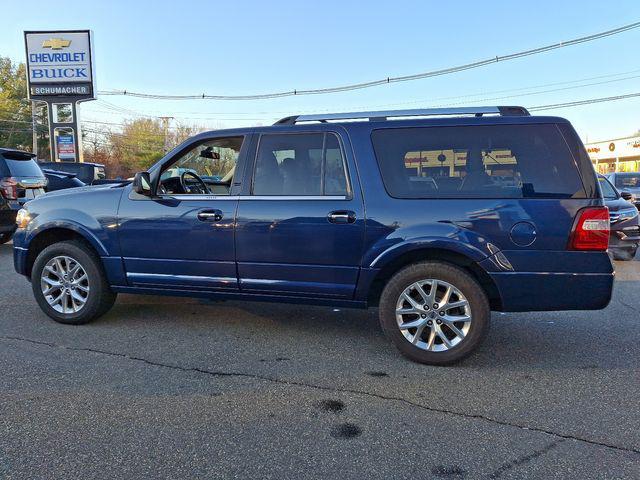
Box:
[273,106,530,125]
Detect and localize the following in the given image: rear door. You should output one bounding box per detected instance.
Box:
[235,128,365,298]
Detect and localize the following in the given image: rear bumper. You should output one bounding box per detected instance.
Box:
[488,271,614,311]
[481,250,614,312]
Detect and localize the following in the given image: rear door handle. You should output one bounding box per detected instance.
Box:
[197,209,223,222]
[328,210,356,224]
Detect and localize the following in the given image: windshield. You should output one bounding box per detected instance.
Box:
[614,174,640,189]
[5,159,44,177]
[598,177,617,199]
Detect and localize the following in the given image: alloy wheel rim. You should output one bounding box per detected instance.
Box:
[395,279,472,352]
[41,255,90,314]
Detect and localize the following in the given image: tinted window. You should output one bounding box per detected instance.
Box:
[4,159,44,177]
[372,124,586,199]
[598,177,617,199]
[253,133,348,196]
[614,174,640,189]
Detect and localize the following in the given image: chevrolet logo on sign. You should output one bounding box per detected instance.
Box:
[42,38,71,50]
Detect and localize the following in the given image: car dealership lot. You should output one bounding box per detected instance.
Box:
[0,243,638,479]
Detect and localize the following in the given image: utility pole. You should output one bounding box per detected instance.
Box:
[159,116,174,153]
[31,102,38,156]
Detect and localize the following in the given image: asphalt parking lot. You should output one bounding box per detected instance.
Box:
[0,243,638,479]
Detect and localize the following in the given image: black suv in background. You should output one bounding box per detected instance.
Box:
[0,148,47,244]
[37,161,106,185]
[599,175,640,260]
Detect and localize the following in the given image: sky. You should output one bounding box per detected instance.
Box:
[2,0,640,142]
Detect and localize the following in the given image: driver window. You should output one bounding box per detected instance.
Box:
[160,136,243,195]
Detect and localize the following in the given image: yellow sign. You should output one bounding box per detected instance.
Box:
[42,38,71,50]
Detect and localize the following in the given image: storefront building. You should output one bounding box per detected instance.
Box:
[585,135,640,174]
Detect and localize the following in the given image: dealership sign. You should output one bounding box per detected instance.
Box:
[24,30,95,99]
[585,136,640,161]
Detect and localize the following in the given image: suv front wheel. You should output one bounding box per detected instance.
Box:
[379,262,490,365]
[31,240,117,325]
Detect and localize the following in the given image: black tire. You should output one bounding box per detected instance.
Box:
[31,240,117,325]
[379,261,490,365]
[0,232,13,245]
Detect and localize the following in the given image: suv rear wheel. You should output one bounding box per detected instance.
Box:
[0,232,13,245]
[379,262,490,365]
[31,240,117,325]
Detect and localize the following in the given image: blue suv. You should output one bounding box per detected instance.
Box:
[12,106,614,364]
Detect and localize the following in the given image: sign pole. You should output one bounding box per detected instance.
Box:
[31,102,38,157]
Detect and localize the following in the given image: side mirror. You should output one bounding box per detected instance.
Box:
[133,171,153,196]
[620,190,633,201]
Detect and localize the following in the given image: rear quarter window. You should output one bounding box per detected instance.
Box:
[371,124,587,199]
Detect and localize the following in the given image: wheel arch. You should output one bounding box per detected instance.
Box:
[366,247,503,310]
[24,225,106,278]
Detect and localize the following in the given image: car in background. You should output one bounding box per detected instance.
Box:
[37,161,106,185]
[599,175,639,260]
[0,148,47,244]
[42,168,86,192]
[606,172,640,210]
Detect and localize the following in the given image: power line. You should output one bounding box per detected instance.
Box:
[83,68,640,120]
[96,20,640,101]
[531,91,640,111]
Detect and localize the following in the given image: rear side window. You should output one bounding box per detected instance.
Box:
[253,133,348,196]
[598,176,617,199]
[372,124,586,199]
[4,159,44,177]
[614,174,640,189]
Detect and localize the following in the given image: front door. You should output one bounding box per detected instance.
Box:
[118,134,249,290]
[235,130,365,298]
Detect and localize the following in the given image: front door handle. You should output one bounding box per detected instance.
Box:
[197,209,223,222]
[328,210,356,224]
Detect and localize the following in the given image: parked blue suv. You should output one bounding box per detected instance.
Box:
[12,107,614,364]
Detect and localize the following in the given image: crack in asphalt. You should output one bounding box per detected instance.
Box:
[616,297,640,314]
[2,334,639,457]
[488,439,565,478]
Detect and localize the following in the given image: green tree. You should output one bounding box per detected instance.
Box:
[0,56,49,157]
[108,118,165,174]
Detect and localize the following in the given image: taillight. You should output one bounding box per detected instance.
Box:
[568,207,610,251]
[0,177,18,200]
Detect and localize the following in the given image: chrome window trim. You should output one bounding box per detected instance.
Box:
[242,195,348,201]
[157,194,349,201]
[158,194,240,201]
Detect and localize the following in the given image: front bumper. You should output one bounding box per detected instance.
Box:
[609,225,640,251]
[12,229,28,276]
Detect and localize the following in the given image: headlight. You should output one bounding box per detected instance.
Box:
[15,209,32,229]
[618,208,639,221]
